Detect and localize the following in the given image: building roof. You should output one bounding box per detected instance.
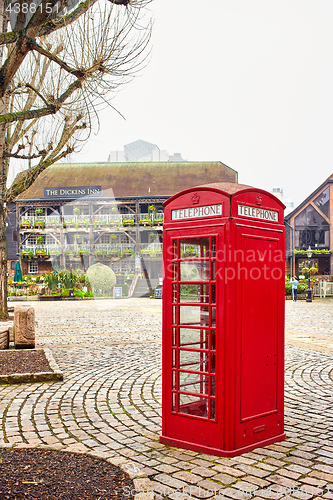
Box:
[14,161,238,200]
[284,173,333,221]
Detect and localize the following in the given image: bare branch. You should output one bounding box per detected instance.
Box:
[0,79,81,124]
[29,41,85,78]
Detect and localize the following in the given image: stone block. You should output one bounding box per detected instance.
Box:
[0,327,9,350]
[14,305,35,348]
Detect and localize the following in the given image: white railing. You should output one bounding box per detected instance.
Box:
[21,244,60,255]
[313,281,333,297]
[20,212,164,228]
[21,242,163,257]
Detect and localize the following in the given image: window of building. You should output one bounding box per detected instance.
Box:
[28,261,38,274]
[46,235,55,245]
[100,206,110,214]
[11,261,16,270]
[100,234,110,244]
[313,187,330,219]
[12,230,17,242]
[27,235,37,245]
[294,205,330,249]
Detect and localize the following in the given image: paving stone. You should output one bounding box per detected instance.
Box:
[211,473,237,486]
[1,299,333,498]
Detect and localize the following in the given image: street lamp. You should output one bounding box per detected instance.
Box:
[68,251,74,300]
[306,246,313,303]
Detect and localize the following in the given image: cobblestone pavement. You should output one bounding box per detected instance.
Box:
[1,298,333,499]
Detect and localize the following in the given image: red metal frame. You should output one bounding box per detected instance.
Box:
[160,183,286,457]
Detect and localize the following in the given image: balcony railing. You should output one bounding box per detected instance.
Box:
[21,242,163,258]
[19,213,164,228]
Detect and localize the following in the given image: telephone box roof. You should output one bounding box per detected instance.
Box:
[164,181,285,208]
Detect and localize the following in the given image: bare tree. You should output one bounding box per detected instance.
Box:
[0,0,152,318]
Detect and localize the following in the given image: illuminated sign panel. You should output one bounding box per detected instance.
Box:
[171,204,223,221]
[238,204,279,222]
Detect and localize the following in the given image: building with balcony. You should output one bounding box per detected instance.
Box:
[285,174,333,277]
[6,160,238,281]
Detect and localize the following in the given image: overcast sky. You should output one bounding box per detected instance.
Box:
[73,0,333,209]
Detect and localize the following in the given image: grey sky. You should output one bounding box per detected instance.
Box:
[74,0,333,208]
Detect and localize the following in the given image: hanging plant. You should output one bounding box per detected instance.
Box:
[35,207,43,216]
[73,206,81,216]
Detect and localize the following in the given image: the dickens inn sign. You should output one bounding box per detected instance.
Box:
[44,186,102,199]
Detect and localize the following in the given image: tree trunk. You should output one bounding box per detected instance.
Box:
[0,195,8,320]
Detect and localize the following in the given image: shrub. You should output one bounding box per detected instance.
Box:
[86,263,116,294]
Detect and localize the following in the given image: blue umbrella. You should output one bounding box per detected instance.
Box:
[14,260,22,282]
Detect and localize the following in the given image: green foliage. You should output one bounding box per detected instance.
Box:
[122,218,134,226]
[86,263,116,293]
[139,218,151,226]
[43,273,58,290]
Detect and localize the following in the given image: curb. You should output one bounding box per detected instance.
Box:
[0,348,64,385]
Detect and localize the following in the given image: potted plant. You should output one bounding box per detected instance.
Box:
[34,220,45,229]
[153,218,164,226]
[148,204,156,217]
[139,218,151,226]
[73,206,81,216]
[122,218,134,227]
[35,207,44,216]
[19,220,31,229]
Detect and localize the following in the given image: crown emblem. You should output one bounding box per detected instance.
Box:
[192,192,200,205]
[256,195,263,206]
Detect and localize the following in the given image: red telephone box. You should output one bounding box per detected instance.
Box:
[160,182,286,457]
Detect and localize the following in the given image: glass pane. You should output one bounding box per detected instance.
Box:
[211,283,216,304]
[172,262,177,281]
[179,372,209,394]
[211,330,216,350]
[179,306,209,326]
[211,307,216,327]
[210,376,216,396]
[172,240,178,259]
[313,187,330,219]
[180,261,209,281]
[211,237,216,258]
[172,328,177,346]
[210,353,216,374]
[172,284,177,302]
[172,370,177,390]
[172,350,177,368]
[173,306,177,324]
[211,260,216,280]
[179,394,208,418]
[172,392,177,412]
[210,399,215,419]
[180,238,209,259]
[179,328,209,349]
[179,284,209,303]
[179,350,209,372]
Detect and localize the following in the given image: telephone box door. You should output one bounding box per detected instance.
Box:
[161,228,225,451]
